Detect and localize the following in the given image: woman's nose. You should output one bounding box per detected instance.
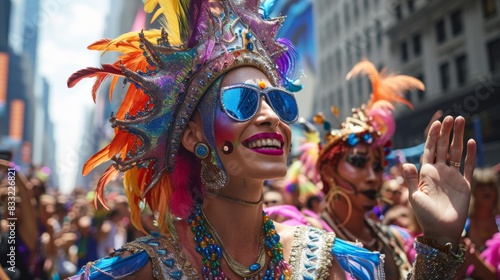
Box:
[255,96,280,127]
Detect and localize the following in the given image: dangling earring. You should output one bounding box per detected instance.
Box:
[194,142,209,159]
[201,161,227,190]
[222,141,233,155]
[325,179,352,227]
[195,142,227,189]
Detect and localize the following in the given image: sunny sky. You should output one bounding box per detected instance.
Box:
[38,0,111,193]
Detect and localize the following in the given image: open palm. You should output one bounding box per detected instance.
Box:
[403,116,476,248]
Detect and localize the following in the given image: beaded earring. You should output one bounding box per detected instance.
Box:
[201,160,227,190]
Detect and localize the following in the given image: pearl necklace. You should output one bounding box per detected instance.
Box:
[188,204,292,280]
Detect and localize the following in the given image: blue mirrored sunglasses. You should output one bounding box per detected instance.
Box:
[220,84,299,124]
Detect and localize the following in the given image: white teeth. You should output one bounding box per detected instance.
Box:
[247,138,282,149]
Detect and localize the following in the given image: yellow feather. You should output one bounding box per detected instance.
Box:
[143,0,184,44]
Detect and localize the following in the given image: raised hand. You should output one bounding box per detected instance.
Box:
[402,116,476,250]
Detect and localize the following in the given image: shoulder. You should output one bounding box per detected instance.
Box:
[69,234,198,280]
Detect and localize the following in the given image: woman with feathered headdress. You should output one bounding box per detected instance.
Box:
[65,0,476,279]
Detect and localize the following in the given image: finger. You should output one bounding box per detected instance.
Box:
[402,163,419,196]
[423,110,443,138]
[435,116,454,163]
[421,121,441,165]
[463,139,477,183]
[449,116,465,165]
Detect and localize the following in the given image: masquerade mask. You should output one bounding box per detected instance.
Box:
[220,83,299,124]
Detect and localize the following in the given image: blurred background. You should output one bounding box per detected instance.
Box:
[0,0,499,199]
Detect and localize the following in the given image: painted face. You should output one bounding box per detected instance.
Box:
[214,67,292,180]
[331,143,384,211]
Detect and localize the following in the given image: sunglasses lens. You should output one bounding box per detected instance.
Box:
[267,90,299,123]
[221,87,259,121]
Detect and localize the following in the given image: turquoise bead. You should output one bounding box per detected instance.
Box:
[249,263,261,272]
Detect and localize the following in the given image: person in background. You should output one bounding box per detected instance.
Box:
[371,178,404,221]
[455,167,500,279]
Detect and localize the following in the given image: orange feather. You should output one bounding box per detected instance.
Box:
[346,59,425,110]
[94,165,119,210]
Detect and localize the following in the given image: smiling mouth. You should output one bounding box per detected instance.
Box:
[243,133,284,155]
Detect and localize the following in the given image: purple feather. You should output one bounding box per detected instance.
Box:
[188,0,211,48]
[276,38,302,84]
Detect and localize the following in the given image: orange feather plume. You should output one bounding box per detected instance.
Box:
[346,59,425,110]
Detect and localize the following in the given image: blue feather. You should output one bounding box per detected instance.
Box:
[259,0,277,19]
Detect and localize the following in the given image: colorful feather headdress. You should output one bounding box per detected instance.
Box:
[308,59,424,193]
[67,0,301,233]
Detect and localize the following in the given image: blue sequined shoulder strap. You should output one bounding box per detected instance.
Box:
[120,233,199,280]
[288,226,385,280]
[68,233,199,280]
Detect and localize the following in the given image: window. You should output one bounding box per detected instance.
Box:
[354,0,359,18]
[357,77,364,105]
[416,73,425,100]
[344,3,350,27]
[367,77,372,94]
[348,81,354,107]
[451,10,463,36]
[405,91,412,103]
[337,48,342,73]
[335,14,340,37]
[376,20,383,47]
[487,38,500,72]
[355,35,362,60]
[365,27,372,54]
[455,54,467,86]
[364,0,369,13]
[435,19,446,44]
[412,33,421,56]
[338,89,344,117]
[401,41,408,62]
[394,1,402,21]
[321,61,327,82]
[328,55,335,82]
[408,0,415,13]
[482,0,497,18]
[439,62,450,91]
[345,41,352,68]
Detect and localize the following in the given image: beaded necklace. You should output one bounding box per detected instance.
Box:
[188,204,292,279]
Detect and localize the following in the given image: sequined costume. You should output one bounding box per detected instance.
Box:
[65,0,465,278]
[67,226,383,280]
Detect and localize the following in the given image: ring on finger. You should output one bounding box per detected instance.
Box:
[449,160,461,168]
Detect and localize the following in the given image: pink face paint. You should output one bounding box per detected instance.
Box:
[214,108,238,148]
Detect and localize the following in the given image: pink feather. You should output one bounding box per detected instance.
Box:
[169,149,201,218]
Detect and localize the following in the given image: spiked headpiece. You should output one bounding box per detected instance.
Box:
[303,59,424,194]
[67,0,301,233]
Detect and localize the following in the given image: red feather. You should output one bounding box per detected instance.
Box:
[67,64,123,102]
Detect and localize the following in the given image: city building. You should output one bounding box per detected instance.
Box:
[313,0,500,166]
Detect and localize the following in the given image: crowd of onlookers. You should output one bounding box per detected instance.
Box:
[1,159,500,279]
[0,161,157,279]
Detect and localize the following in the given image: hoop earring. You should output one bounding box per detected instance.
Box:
[201,161,227,190]
[222,141,233,155]
[194,142,209,159]
[325,179,352,227]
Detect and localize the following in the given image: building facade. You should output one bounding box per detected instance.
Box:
[313,0,500,166]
